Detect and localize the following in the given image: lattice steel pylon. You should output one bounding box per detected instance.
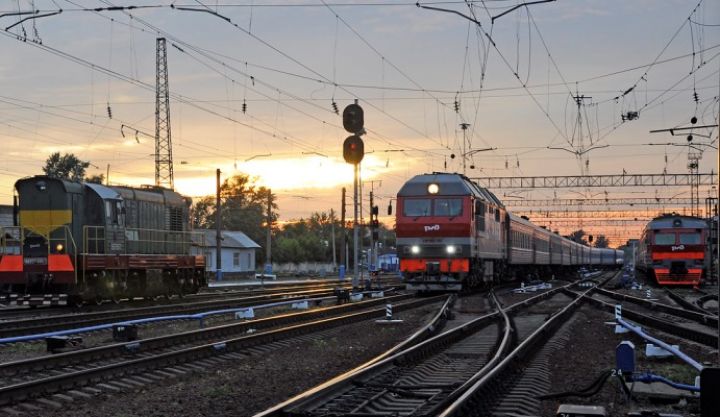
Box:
[155,38,174,189]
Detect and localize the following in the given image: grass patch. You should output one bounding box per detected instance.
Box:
[643,362,698,384]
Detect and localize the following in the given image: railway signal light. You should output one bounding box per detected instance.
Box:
[342,103,364,134]
[343,135,364,164]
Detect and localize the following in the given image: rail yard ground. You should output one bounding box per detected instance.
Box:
[38,301,443,417]
[1,273,718,417]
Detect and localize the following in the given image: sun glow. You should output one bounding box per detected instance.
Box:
[158,154,387,197]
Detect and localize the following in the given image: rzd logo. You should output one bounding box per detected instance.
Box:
[671,244,685,252]
[424,225,440,232]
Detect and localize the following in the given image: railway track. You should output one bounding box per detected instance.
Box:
[0,288,341,339]
[0,277,399,317]
[254,278,591,417]
[0,293,441,410]
[664,287,719,317]
[580,287,718,348]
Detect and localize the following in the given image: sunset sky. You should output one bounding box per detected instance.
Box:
[0,0,718,246]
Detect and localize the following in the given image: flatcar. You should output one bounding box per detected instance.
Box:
[636,214,708,286]
[395,172,622,291]
[0,176,206,305]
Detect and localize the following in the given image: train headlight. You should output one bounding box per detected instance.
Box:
[427,183,439,194]
[446,245,456,254]
[411,245,420,254]
[55,243,64,253]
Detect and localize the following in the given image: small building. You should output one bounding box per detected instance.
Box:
[193,229,261,278]
[378,252,399,272]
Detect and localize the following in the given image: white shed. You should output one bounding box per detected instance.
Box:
[193,229,261,277]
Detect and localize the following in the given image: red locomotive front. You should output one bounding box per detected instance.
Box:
[637,215,708,286]
[395,173,505,291]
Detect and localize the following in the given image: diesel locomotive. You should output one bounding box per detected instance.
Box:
[395,173,623,291]
[636,214,709,286]
[0,176,206,305]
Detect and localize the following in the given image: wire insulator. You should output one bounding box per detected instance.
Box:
[332,101,339,115]
[106,104,112,119]
[242,99,247,114]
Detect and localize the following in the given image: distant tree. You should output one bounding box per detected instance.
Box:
[85,174,105,184]
[567,229,588,246]
[189,174,278,264]
[593,235,610,248]
[42,152,90,181]
[191,196,215,229]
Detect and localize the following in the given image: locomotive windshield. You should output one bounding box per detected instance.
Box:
[654,233,675,245]
[679,233,701,244]
[403,199,431,217]
[434,198,462,217]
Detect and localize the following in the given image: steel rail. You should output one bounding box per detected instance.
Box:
[0,294,416,379]
[594,287,718,326]
[255,282,573,417]
[569,289,718,348]
[437,285,594,417]
[0,289,335,338]
[0,295,435,406]
[663,288,719,318]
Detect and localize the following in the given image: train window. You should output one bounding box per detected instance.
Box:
[654,233,675,245]
[494,209,500,222]
[475,201,485,231]
[434,199,462,217]
[679,233,701,245]
[403,199,431,217]
[105,201,120,225]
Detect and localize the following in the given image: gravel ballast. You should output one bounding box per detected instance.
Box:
[41,302,443,417]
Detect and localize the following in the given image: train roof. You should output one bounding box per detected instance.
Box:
[646,214,708,230]
[16,175,84,194]
[397,172,504,207]
[16,176,186,205]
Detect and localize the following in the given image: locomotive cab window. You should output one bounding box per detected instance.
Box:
[105,200,123,226]
[403,199,431,217]
[679,233,701,245]
[654,233,675,245]
[434,198,462,217]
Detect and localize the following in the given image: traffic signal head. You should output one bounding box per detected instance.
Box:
[342,103,364,134]
[343,135,364,164]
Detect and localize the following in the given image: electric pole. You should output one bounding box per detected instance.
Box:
[460,123,470,175]
[266,189,272,271]
[340,187,346,275]
[155,38,174,189]
[215,169,222,281]
[369,190,374,273]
